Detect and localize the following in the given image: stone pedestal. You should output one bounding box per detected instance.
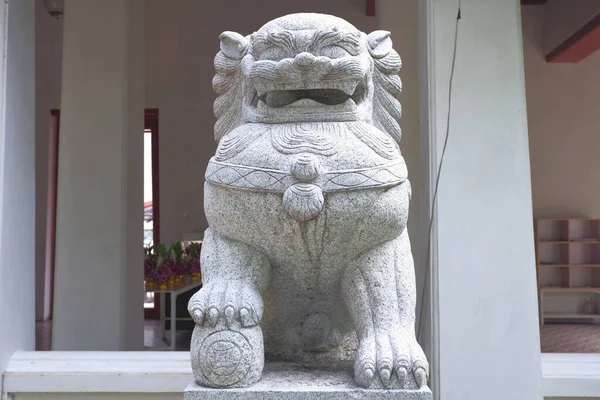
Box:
[184,362,432,400]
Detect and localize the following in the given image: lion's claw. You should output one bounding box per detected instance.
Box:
[355,332,429,389]
[188,280,263,328]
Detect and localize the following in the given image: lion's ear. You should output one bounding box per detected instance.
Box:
[219,31,248,60]
[367,30,393,59]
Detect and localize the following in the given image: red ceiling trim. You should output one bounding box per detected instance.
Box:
[366,0,376,17]
[521,0,547,5]
[546,13,600,63]
[145,107,159,118]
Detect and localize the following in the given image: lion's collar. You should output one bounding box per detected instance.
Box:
[205,158,407,193]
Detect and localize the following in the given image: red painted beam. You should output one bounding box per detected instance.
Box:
[366,0,376,17]
[521,0,547,5]
[547,13,600,63]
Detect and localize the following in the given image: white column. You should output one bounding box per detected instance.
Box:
[422,1,542,399]
[52,0,145,350]
[0,0,36,370]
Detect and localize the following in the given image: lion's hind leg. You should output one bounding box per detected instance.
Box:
[341,230,429,390]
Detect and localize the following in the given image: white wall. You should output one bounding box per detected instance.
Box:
[523,6,600,218]
[0,0,36,370]
[427,0,541,398]
[35,2,63,321]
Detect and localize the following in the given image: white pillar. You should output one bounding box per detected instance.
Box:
[422,1,542,399]
[0,0,36,370]
[52,0,145,350]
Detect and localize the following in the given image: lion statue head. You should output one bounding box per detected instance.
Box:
[212,13,402,148]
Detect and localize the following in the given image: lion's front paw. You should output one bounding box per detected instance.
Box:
[355,331,429,389]
[187,279,263,328]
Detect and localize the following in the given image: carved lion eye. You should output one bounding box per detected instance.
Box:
[319,46,348,59]
[256,47,291,61]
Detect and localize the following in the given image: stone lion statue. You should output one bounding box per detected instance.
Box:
[188,13,429,391]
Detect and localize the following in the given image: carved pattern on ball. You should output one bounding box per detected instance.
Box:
[198,331,252,387]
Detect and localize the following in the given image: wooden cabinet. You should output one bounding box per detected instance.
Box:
[535,218,600,324]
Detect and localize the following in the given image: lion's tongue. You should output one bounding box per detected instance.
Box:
[265,89,352,108]
[282,98,321,108]
[265,91,299,108]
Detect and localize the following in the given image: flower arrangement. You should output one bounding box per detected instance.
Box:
[185,242,202,281]
[144,241,201,289]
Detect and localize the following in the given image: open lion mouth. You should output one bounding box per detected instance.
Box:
[252,80,366,120]
[260,88,352,107]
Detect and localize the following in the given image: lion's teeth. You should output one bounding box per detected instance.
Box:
[257,99,268,114]
[260,81,359,94]
[340,81,358,96]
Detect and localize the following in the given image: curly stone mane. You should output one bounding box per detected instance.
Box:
[212,51,243,142]
[372,49,403,146]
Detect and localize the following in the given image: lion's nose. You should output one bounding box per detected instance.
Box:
[294,52,316,68]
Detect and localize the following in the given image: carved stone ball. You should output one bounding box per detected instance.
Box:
[190,324,264,388]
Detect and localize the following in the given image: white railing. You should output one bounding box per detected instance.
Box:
[3,351,600,399]
[541,353,600,398]
[2,351,192,400]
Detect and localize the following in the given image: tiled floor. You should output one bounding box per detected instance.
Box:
[36,320,192,351]
[35,320,600,353]
[540,323,600,353]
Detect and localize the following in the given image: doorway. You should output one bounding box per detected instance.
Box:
[143,108,161,319]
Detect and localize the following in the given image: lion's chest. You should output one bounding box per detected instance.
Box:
[204,179,409,269]
[207,122,406,220]
[204,122,409,265]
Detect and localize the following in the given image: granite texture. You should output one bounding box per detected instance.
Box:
[188,12,430,392]
[184,363,433,400]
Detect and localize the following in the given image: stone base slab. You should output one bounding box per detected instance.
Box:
[184,362,432,400]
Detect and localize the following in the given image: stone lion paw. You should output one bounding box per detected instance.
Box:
[187,280,263,328]
[354,331,429,389]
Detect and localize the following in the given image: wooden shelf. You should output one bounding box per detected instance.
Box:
[539,240,600,244]
[542,312,600,321]
[570,264,600,267]
[536,217,599,221]
[543,312,600,317]
[535,218,600,324]
[539,264,600,267]
[540,287,600,292]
